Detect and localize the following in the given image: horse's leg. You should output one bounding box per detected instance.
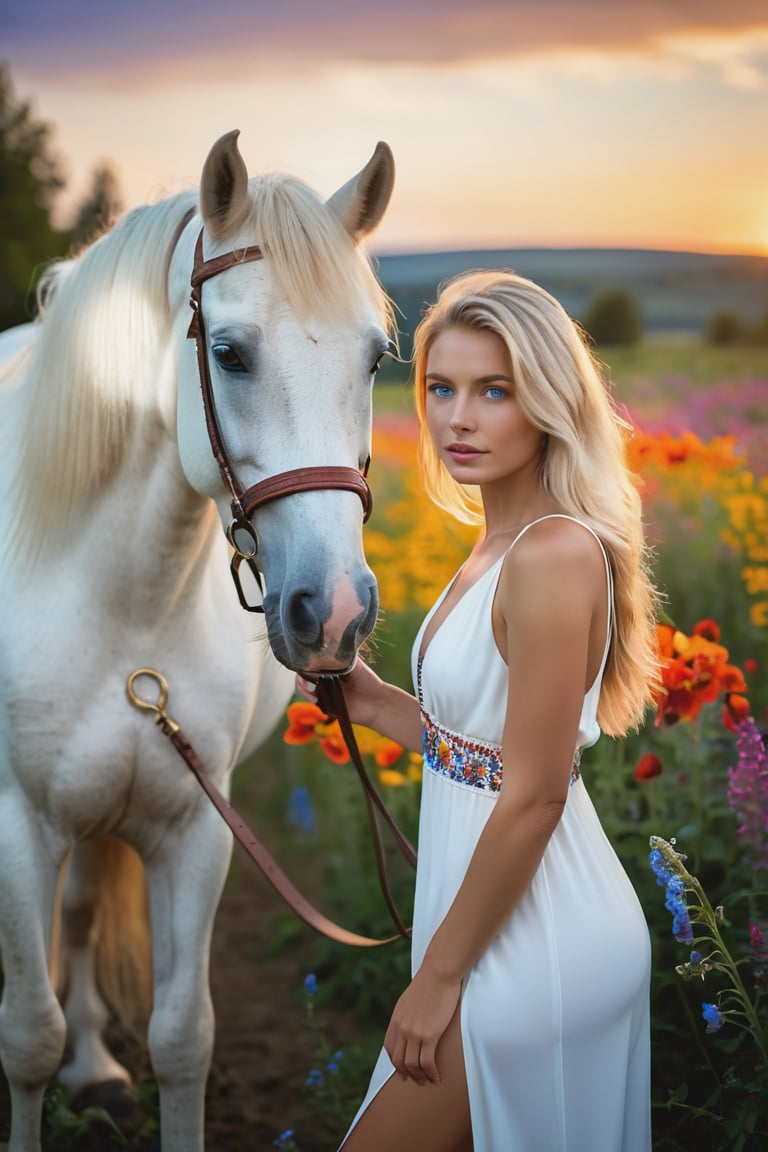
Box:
[0,792,67,1152]
[57,839,138,1094]
[144,801,233,1152]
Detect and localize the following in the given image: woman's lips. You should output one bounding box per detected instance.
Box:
[446,443,487,462]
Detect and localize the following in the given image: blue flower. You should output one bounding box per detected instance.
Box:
[288,786,315,833]
[273,1130,295,1149]
[649,848,667,884]
[305,1067,324,1088]
[702,1002,724,1033]
[649,843,694,944]
[304,973,317,998]
[690,950,702,963]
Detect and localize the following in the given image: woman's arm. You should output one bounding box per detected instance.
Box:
[297,656,423,752]
[383,520,607,1085]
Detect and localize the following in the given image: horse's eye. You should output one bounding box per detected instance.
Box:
[370,341,397,376]
[212,343,247,373]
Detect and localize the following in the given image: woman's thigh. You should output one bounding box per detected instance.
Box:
[341,1007,472,1152]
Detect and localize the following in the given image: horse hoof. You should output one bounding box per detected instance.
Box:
[71,1077,141,1122]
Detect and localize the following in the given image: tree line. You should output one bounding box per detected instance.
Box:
[3,63,766,350]
[0,65,123,330]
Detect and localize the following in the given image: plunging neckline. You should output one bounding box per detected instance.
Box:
[417,553,506,666]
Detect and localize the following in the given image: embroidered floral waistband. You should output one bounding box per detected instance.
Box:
[421,709,581,793]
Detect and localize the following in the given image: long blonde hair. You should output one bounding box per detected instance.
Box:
[413,269,659,735]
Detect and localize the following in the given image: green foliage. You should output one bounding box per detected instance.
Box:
[0,65,70,328]
[749,310,768,347]
[705,308,768,347]
[0,65,126,330]
[69,162,124,252]
[582,288,644,346]
[706,310,749,345]
[645,833,768,1150]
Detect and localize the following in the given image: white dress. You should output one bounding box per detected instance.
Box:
[341,516,651,1152]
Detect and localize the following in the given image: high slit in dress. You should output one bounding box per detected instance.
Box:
[340,515,651,1152]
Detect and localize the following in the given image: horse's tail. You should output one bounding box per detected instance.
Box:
[94,838,153,1036]
[54,838,153,1038]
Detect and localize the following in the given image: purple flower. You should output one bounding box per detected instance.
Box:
[727,717,768,869]
[689,950,702,964]
[750,922,768,987]
[702,1002,725,1034]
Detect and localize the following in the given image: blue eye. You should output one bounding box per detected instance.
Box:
[212,343,248,373]
[486,386,506,400]
[429,383,454,398]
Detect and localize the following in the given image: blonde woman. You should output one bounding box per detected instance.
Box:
[300,270,658,1152]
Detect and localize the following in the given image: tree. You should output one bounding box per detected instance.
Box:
[748,309,768,346]
[0,65,70,329]
[70,161,124,251]
[705,309,747,345]
[582,289,643,347]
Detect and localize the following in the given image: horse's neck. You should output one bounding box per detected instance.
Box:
[85,419,227,623]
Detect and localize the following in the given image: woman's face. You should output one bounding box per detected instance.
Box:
[424,325,544,491]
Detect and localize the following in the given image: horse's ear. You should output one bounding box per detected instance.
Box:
[200,130,252,239]
[326,142,395,244]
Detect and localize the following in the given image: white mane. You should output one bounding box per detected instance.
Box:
[12,191,198,549]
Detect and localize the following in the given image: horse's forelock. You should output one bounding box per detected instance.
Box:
[246,174,394,332]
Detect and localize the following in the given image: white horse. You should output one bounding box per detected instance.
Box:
[0,130,395,1152]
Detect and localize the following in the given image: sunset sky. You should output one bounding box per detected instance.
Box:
[2,0,768,255]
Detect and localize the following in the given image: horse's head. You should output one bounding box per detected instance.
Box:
[174,132,396,674]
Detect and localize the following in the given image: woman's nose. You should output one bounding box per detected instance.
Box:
[450,399,475,431]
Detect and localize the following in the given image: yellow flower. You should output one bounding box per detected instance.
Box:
[378,769,407,788]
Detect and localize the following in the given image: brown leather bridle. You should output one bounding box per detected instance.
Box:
[186,227,373,611]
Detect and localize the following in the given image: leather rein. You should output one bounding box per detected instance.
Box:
[128,218,415,947]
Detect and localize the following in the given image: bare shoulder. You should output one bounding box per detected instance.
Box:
[496,516,606,611]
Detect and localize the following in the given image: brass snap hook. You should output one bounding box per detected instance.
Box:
[126,668,169,716]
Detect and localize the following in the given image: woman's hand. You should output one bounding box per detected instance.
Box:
[384,965,462,1086]
[295,656,384,729]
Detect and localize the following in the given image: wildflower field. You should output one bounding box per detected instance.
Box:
[5,342,767,1152]
[267,341,768,1152]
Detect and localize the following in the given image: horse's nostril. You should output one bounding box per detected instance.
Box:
[284,588,323,647]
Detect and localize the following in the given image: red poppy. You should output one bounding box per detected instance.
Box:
[634,753,663,781]
[284,701,329,745]
[653,619,751,731]
[656,623,676,661]
[719,665,748,693]
[318,723,350,764]
[375,740,404,768]
[723,694,750,733]
[693,619,720,643]
[744,658,759,675]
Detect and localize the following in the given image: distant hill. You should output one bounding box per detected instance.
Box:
[375,248,768,348]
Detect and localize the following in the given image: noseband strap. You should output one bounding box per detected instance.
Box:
[242,465,372,520]
[185,227,372,611]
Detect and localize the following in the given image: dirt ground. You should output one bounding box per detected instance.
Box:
[204,880,347,1152]
[0,849,368,1152]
